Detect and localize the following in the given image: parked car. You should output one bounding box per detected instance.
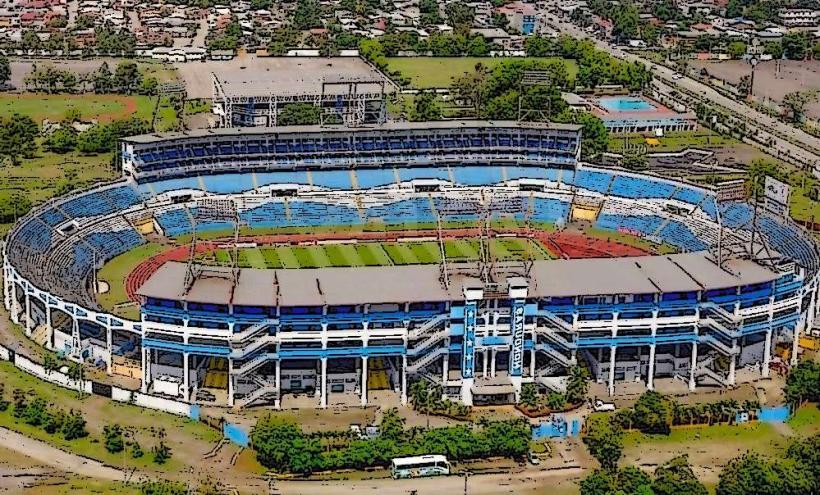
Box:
[593,399,616,412]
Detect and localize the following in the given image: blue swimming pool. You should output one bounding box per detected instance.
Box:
[599,96,656,112]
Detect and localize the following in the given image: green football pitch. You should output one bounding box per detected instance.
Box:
[196,238,555,269]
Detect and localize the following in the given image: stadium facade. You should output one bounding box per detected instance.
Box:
[3,121,818,409]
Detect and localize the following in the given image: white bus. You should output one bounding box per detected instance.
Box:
[390,455,451,479]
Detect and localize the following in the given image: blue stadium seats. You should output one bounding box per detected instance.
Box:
[610,176,676,199]
[671,187,706,206]
[595,214,664,237]
[355,168,398,189]
[60,186,141,218]
[202,174,256,194]
[531,198,570,223]
[156,209,194,237]
[658,221,708,251]
[569,169,613,194]
[720,202,754,228]
[39,208,67,227]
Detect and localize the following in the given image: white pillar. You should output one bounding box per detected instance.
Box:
[460,378,473,406]
[274,359,281,409]
[647,344,656,390]
[689,342,698,391]
[105,325,112,374]
[530,348,536,377]
[792,318,802,367]
[141,347,148,393]
[482,350,488,377]
[45,306,53,350]
[442,351,449,384]
[24,292,32,336]
[762,328,772,378]
[608,346,616,396]
[320,357,327,408]
[490,349,497,378]
[401,355,407,406]
[360,356,368,407]
[227,358,235,407]
[182,352,190,401]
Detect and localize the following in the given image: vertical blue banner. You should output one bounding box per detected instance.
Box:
[510,299,525,376]
[462,301,477,378]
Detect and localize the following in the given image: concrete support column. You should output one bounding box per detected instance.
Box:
[490,349,497,378]
[182,352,190,401]
[227,358,235,407]
[360,356,368,407]
[689,342,698,391]
[140,347,148,393]
[46,306,54,350]
[792,317,803,367]
[274,359,281,409]
[482,350,488,377]
[10,285,20,324]
[530,348,536,377]
[105,326,112,374]
[762,328,772,378]
[608,346,616,396]
[401,355,407,406]
[24,292,31,336]
[647,344,656,390]
[442,351,449,384]
[320,357,328,408]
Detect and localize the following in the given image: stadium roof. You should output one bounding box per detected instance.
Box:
[122,121,584,145]
[209,57,394,98]
[136,252,780,307]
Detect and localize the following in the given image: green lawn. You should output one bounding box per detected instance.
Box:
[607,130,740,153]
[96,243,165,316]
[0,93,155,124]
[194,238,554,269]
[787,403,820,436]
[384,57,578,89]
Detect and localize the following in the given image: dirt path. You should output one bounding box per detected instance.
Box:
[0,427,126,482]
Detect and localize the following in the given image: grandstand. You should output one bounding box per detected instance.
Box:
[2,120,819,411]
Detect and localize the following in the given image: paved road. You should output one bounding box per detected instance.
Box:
[0,427,126,482]
[543,11,820,172]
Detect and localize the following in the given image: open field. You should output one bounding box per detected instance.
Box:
[8,58,180,92]
[198,238,554,269]
[607,130,740,153]
[0,93,155,124]
[384,57,578,89]
[690,59,820,120]
[0,360,222,476]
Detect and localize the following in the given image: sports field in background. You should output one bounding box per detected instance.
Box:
[384,57,578,89]
[197,238,554,269]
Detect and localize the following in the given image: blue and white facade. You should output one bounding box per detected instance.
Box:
[3,121,819,410]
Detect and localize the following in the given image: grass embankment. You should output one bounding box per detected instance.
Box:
[0,360,220,474]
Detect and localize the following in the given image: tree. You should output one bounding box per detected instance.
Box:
[653,455,707,495]
[611,2,640,41]
[582,415,623,471]
[519,383,539,408]
[565,364,590,404]
[727,41,747,59]
[784,360,820,407]
[0,114,38,165]
[782,91,815,124]
[782,32,809,60]
[574,113,609,161]
[139,480,187,495]
[292,0,322,30]
[0,55,10,85]
[251,416,323,473]
[104,424,125,453]
[277,103,320,126]
[152,440,172,464]
[113,60,142,94]
[763,41,783,60]
[445,2,475,32]
[580,469,615,495]
[93,62,113,94]
[61,410,88,440]
[43,127,78,153]
[632,391,674,434]
[409,91,442,121]
[622,148,649,171]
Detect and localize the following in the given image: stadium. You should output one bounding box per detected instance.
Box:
[2,120,818,410]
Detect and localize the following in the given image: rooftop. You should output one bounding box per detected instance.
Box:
[136,252,780,307]
[122,120,584,145]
